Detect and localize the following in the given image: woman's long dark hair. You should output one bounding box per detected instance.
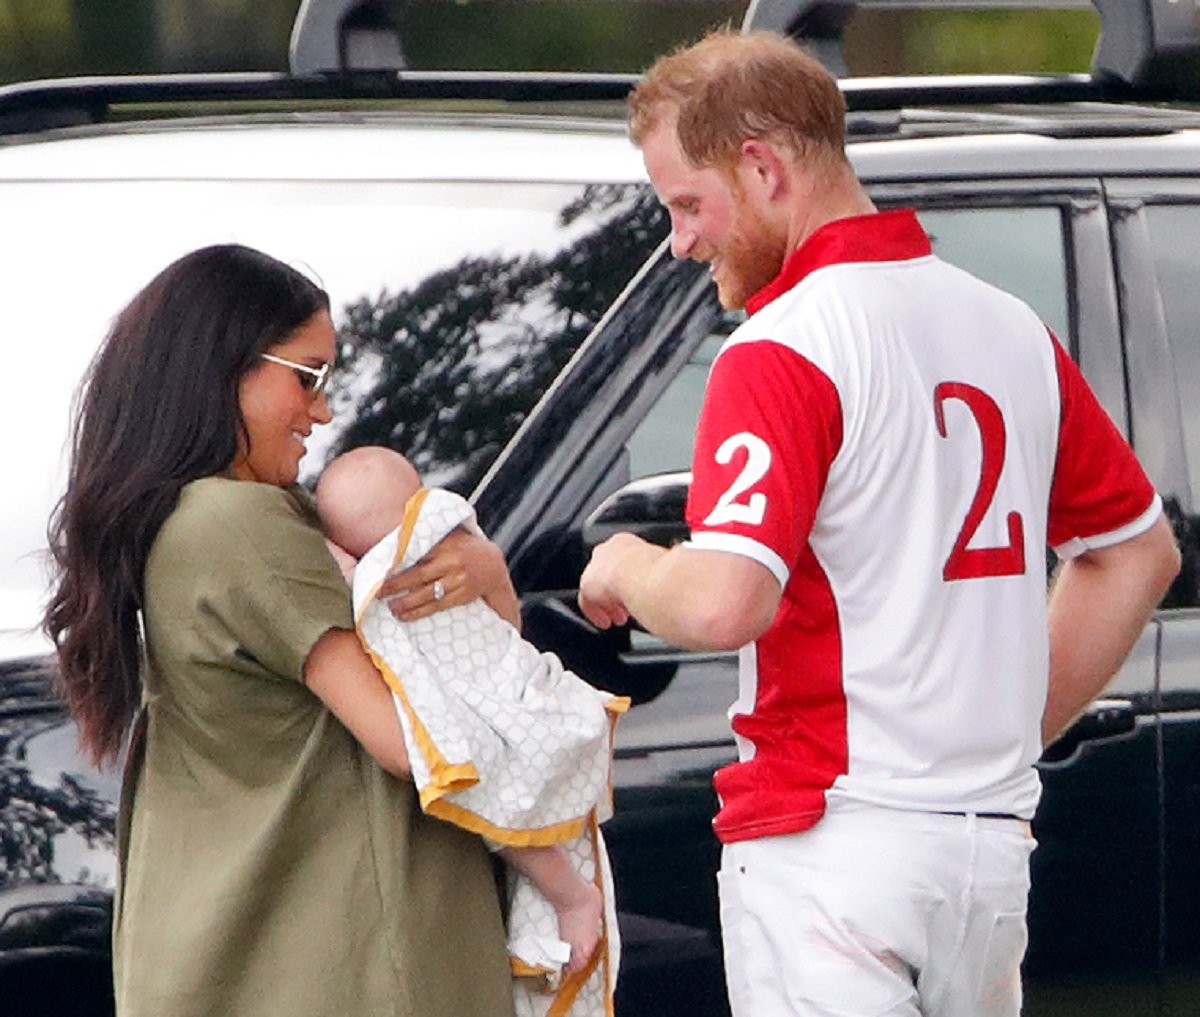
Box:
[44,244,330,767]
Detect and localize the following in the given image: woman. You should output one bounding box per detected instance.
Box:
[44,244,516,1017]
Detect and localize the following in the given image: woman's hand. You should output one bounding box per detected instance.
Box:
[380,527,520,628]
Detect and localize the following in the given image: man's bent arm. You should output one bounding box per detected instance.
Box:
[579,532,781,651]
[1044,514,1180,745]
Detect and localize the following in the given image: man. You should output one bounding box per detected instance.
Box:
[578,29,1180,1017]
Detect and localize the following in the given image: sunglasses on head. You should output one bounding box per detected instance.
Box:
[260,352,331,398]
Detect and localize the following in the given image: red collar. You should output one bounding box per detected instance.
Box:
[745,208,932,315]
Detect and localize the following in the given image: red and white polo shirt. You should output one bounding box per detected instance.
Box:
[685,208,1160,844]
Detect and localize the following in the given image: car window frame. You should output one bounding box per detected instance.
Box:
[1105,178,1200,515]
[484,178,1120,596]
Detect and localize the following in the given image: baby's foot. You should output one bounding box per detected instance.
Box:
[553,881,603,975]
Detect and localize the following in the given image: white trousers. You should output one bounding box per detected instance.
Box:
[718,806,1036,1017]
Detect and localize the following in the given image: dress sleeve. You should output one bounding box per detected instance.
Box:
[180,481,355,682]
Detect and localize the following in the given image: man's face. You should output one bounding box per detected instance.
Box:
[641,121,787,310]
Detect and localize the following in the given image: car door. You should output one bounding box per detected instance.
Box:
[477,180,1169,1017]
[1106,178,1200,1016]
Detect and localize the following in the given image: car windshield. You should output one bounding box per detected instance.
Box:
[1,158,665,653]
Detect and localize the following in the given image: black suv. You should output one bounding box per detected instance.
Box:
[3,1,1200,1014]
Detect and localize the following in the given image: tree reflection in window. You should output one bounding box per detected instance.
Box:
[322,184,668,494]
[0,662,117,889]
[0,761,115,888]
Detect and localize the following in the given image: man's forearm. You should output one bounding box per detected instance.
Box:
[581,534,781,651]
[609,542,733,650]
[1044,515,1180,744]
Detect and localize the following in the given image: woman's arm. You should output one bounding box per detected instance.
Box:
[303,628,410,777]
[380,528,520,628]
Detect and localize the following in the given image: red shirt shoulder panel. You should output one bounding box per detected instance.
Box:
[1047,331,1156,548]
[687,339,843,574]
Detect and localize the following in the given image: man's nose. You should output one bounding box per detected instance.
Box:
[670,225,696,259]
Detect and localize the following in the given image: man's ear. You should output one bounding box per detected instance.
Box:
[738,138,789,200]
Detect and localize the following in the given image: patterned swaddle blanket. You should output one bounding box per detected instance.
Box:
[352,487,627,1017]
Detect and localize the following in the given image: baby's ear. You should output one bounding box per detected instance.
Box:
[325,539,358,586]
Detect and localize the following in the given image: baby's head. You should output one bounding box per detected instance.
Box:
[316,445,422,558]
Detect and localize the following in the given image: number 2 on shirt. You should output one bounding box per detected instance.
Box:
[703,432,771,526]
[934,382,1026,581]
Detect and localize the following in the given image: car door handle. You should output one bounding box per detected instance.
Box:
[519,593,678,701]
[1039,697,1138,765]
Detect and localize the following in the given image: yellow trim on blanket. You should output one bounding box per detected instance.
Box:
[353,487,429,628]
[355,487,481,796]
[427,797,590,847]
[511,959,556,979]
[592,814,618,1017]
[546,940,603,1017]
[603,698,628,820]
[359,633,481,794]
[542,813,613,1017]
[591,813,617,1017]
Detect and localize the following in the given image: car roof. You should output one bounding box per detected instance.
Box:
[851,125,1200,181]
[0,114,645,183]
[7,104,1200,188]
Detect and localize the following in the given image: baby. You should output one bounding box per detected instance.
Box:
[316,445,618,993]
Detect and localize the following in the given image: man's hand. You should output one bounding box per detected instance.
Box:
[581,533,782,652]
[579,533,656,629]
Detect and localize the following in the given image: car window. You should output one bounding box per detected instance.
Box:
[916,206,1071,343]
[2,175,662,646]
[626,318,738,480]
[621,204,1071,483]
[327,182,666,494]
[1141,201,1200,609]
[1144,204,1200,508]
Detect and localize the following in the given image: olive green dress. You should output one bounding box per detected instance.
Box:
[113,477,513,1017]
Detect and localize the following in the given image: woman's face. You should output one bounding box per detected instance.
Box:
[231,309,336,487]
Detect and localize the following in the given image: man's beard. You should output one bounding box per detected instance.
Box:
[713,200,789,310]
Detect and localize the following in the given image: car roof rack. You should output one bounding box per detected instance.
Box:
[289,0,407,75]
[744,0,1200,95]
[1,0,1197,140]
[0,71,640,137]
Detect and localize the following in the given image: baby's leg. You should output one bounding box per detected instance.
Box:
[501,844,602,975]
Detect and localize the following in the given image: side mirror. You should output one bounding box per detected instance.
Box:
[582,472,691,550]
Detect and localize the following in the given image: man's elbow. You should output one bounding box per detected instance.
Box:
[1140,513,1182,599]
[689,597,778,652]
[1154,530,1182,597]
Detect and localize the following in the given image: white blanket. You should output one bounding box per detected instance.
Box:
[353,487,626,1017]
